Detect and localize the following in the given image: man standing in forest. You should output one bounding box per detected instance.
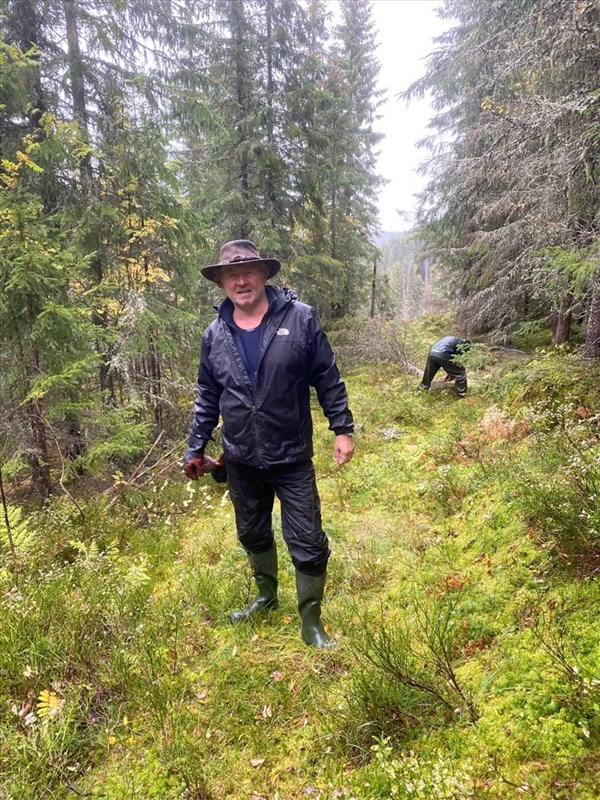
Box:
[417,335,471,397]
[183,240,355,648]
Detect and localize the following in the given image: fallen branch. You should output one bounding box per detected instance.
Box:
[105,430,166,510]
[403,360,423,376]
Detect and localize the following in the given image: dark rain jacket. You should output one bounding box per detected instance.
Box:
[429,336,470,362]
[184,286,354,469]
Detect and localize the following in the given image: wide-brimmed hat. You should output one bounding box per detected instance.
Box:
[201,240,281,283]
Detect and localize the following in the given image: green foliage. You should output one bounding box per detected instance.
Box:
[286,254,348,320]
[0,504,36,555]
[538,245,597,299]
[504,353,600,412]
[74,406,152,475]
[345,737,474,799]
[512,319,554,350]
[474,364,600,572]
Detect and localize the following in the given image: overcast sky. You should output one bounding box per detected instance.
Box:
[369,0,449,232]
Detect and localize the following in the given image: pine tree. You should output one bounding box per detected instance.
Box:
[0,121,96,498]
[0,0,209,495]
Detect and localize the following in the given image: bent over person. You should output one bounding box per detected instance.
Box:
[183,240,355,648]
[418,335,471,397]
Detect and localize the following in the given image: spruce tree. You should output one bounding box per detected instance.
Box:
[408,0,600,345]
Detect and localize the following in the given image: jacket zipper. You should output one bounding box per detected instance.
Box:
[221,297,292,466]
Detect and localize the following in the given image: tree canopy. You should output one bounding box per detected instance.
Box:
[407,0,600,350]
[0,0,382,496]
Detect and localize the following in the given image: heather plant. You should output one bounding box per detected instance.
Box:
[341,587,478,749]
[511,404,600,572]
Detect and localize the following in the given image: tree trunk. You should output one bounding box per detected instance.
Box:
[402,261,410,319]
[16,0,46,127]
[63,0,115,402]
[148,341,163,429]
[584,268,600,359]
[28,398,51,501]
[63,0,95,195]
[25,323,52,500]
[94,305,117,405]
[0,465,19,572]
[370,256,377,318]
[330,183,337,259]
[232,1,250,238]
[265,0,276,226]
[551,293,573,346]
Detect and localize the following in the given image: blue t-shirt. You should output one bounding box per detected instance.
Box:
[232,322,262,388]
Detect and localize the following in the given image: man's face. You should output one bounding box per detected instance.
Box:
[219,263,269,312]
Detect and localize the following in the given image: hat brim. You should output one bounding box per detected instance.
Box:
[201,258,281,284]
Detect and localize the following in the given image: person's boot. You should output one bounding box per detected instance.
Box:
[229,545,278,624]
[295,569,337,649]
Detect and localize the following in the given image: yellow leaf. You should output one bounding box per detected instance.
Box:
[36,689,64,719]
[16,150,44,173]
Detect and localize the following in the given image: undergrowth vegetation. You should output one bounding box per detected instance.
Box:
[1,324,600,798]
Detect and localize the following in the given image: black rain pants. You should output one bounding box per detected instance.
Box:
[226,459,330,576]
[420,353,467,396]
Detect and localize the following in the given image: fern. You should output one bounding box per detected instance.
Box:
[0,505,36,555]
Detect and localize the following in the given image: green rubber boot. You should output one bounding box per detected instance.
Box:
[229,545,278,624]
[295,569,337,649]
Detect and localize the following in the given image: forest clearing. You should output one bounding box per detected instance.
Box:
[2,318,600,798]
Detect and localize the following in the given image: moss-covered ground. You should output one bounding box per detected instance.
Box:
[1,327,600,798]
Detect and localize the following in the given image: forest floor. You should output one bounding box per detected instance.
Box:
[1,322,600,799]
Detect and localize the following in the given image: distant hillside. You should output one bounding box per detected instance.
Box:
[373,230,440,317]
[374,230,406,247]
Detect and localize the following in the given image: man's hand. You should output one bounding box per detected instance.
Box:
[334,434,355,466]
[185,453,227,480]
[184,454,213,480]
[184,454,208,479]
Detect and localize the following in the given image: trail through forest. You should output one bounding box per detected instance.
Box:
[2,337,599,799]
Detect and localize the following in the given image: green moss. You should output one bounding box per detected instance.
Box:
[2,334,600,798]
